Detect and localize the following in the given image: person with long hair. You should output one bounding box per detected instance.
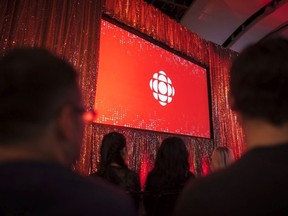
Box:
[90,132,140,208]
[144,137,194,216]
[210,146,235,172]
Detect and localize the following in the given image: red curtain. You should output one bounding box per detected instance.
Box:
[0,0,102,174]
[208,43,246,157]
[0,0,245,180]
[96,0,245,182]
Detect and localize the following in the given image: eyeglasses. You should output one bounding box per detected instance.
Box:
[72,107,97,124]
[82,109,97,123]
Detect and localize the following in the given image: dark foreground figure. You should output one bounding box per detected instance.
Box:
[0,48,136,216]
[174,37,288,216]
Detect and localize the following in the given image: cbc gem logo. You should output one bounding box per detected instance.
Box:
[149,71,175,106]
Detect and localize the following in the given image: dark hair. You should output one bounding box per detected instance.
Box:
[230,37,288,125]
[98,132,128,172]
[150,137,190,189]
[0,48,78,143]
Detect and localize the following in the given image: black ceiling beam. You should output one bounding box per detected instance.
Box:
[158,0,189,9]
[222,0,288,48]
[260,21,288,41]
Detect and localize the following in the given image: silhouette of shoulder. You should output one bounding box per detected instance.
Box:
[175,143,288,216]
[0,161,136,216]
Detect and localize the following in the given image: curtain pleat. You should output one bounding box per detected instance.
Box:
[0,0,102,175]
[0,0,245,183]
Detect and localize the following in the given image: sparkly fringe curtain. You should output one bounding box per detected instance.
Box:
[104,0,209,65]
[0,0,102,174]
[94,0,214,179]
[208,43,246,158]
[90,124,213,188]
[0,0,245,179]
[93,0,246,183]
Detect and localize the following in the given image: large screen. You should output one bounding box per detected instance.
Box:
[95,19,211,138]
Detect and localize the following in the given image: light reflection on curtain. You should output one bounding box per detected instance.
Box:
[98,0,245,183]
[208,43,246,157]
[0,0,102,174]
[0,0,245,179]
[91,124,213,188]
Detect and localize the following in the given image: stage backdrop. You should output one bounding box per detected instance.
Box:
[93,0,245,185]
[0,0,245,183]
[0,0,102,174]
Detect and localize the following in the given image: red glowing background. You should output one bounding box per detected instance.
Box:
[95,19,211,138]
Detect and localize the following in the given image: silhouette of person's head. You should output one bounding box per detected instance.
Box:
[173,37,288,216]
[230,37,288,126]
[98,132,128,170]
[0,48,84,165]
[210,146,235,172]
[154,137,190,173]
[150,136,191,188]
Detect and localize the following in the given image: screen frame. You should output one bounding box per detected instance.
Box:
[95,14,214,139]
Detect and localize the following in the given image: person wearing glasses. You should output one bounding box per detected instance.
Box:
[210,146,235,172]
[174,37,288,216]
[0,48,136,216]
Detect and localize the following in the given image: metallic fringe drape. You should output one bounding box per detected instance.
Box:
[0,0,245,184]
[0,0,102,174]
[97,0,245,186]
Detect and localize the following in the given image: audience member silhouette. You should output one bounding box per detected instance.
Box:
[0,48,136,216]
[174,37,288,216]
[210,146,235,172]
[90,132,141,209]
[144,137,194,216]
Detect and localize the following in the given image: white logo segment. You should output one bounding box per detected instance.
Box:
[149,71,175,106]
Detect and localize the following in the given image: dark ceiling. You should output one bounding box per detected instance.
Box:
[144,0,195,22]
[144,0,288,52]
